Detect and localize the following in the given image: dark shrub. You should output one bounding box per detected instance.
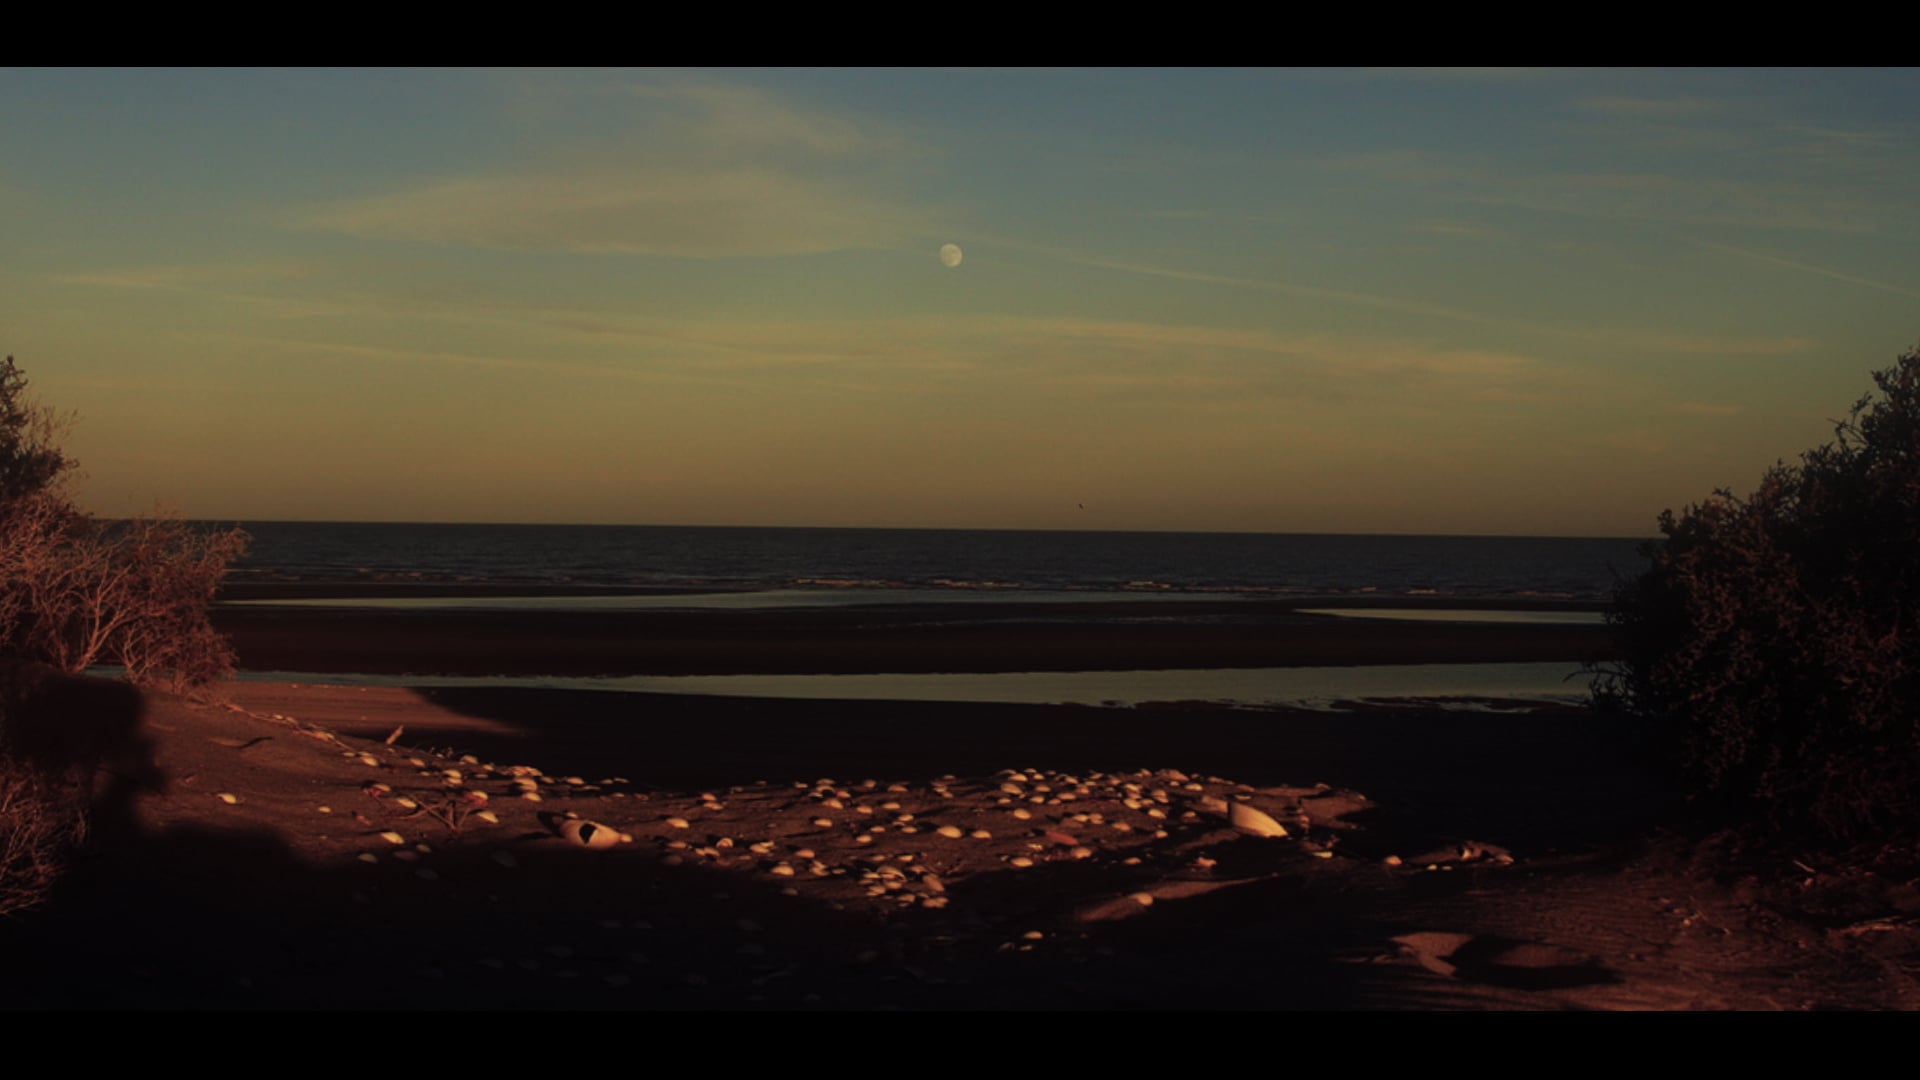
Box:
[0,357,247,690]
[0,356,246,914]
[1593,347,1920,848]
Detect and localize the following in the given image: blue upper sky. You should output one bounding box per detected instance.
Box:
[3,68,1915,535]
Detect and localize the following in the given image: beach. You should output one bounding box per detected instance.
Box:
[209,591,1617,677]
[5,600,1915,1011]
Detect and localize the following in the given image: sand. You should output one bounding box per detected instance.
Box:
[209,594,1618,677]
[6,668,1918,1010]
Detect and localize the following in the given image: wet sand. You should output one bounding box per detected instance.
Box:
[213,595,1617,677]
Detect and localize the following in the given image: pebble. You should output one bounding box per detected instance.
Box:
[936,825,964,839]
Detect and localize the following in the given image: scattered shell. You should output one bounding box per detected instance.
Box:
[476,810,500,824]
[378,831,406,845]
[1009,856,1035,869]
[664,817,691,830]
[215,793,239,805]
[811,817,834,828]
[316,806,331,814]
[356,852,378,864]
[556,818,622,845]
[1228,801,1290,838]
[491,850,518,869]
[936,825,964,839]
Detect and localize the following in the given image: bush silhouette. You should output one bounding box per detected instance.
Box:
[1,356,248,913]
[1594,346,1920,848]
[0,357,248,690]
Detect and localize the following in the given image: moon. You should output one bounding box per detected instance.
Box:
[939,243,963,268]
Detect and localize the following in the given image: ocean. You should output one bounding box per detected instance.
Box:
[222,522,1651,604]
[211,523,1642,707]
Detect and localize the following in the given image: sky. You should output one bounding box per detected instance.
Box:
[2,67,1916,537]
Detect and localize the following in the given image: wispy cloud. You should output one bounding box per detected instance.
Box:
[1666,401,1745,416]
[1633,334,1816,357]
[1573,95,1724,118]
[1688,239,1920,301]
[308,170,916,257]
[301,78,929,258]
[984,236,1814,359]
[1412,220,1494,239]
[49,259,324,291]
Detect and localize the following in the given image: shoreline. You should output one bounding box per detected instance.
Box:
[212,597,1618,678]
